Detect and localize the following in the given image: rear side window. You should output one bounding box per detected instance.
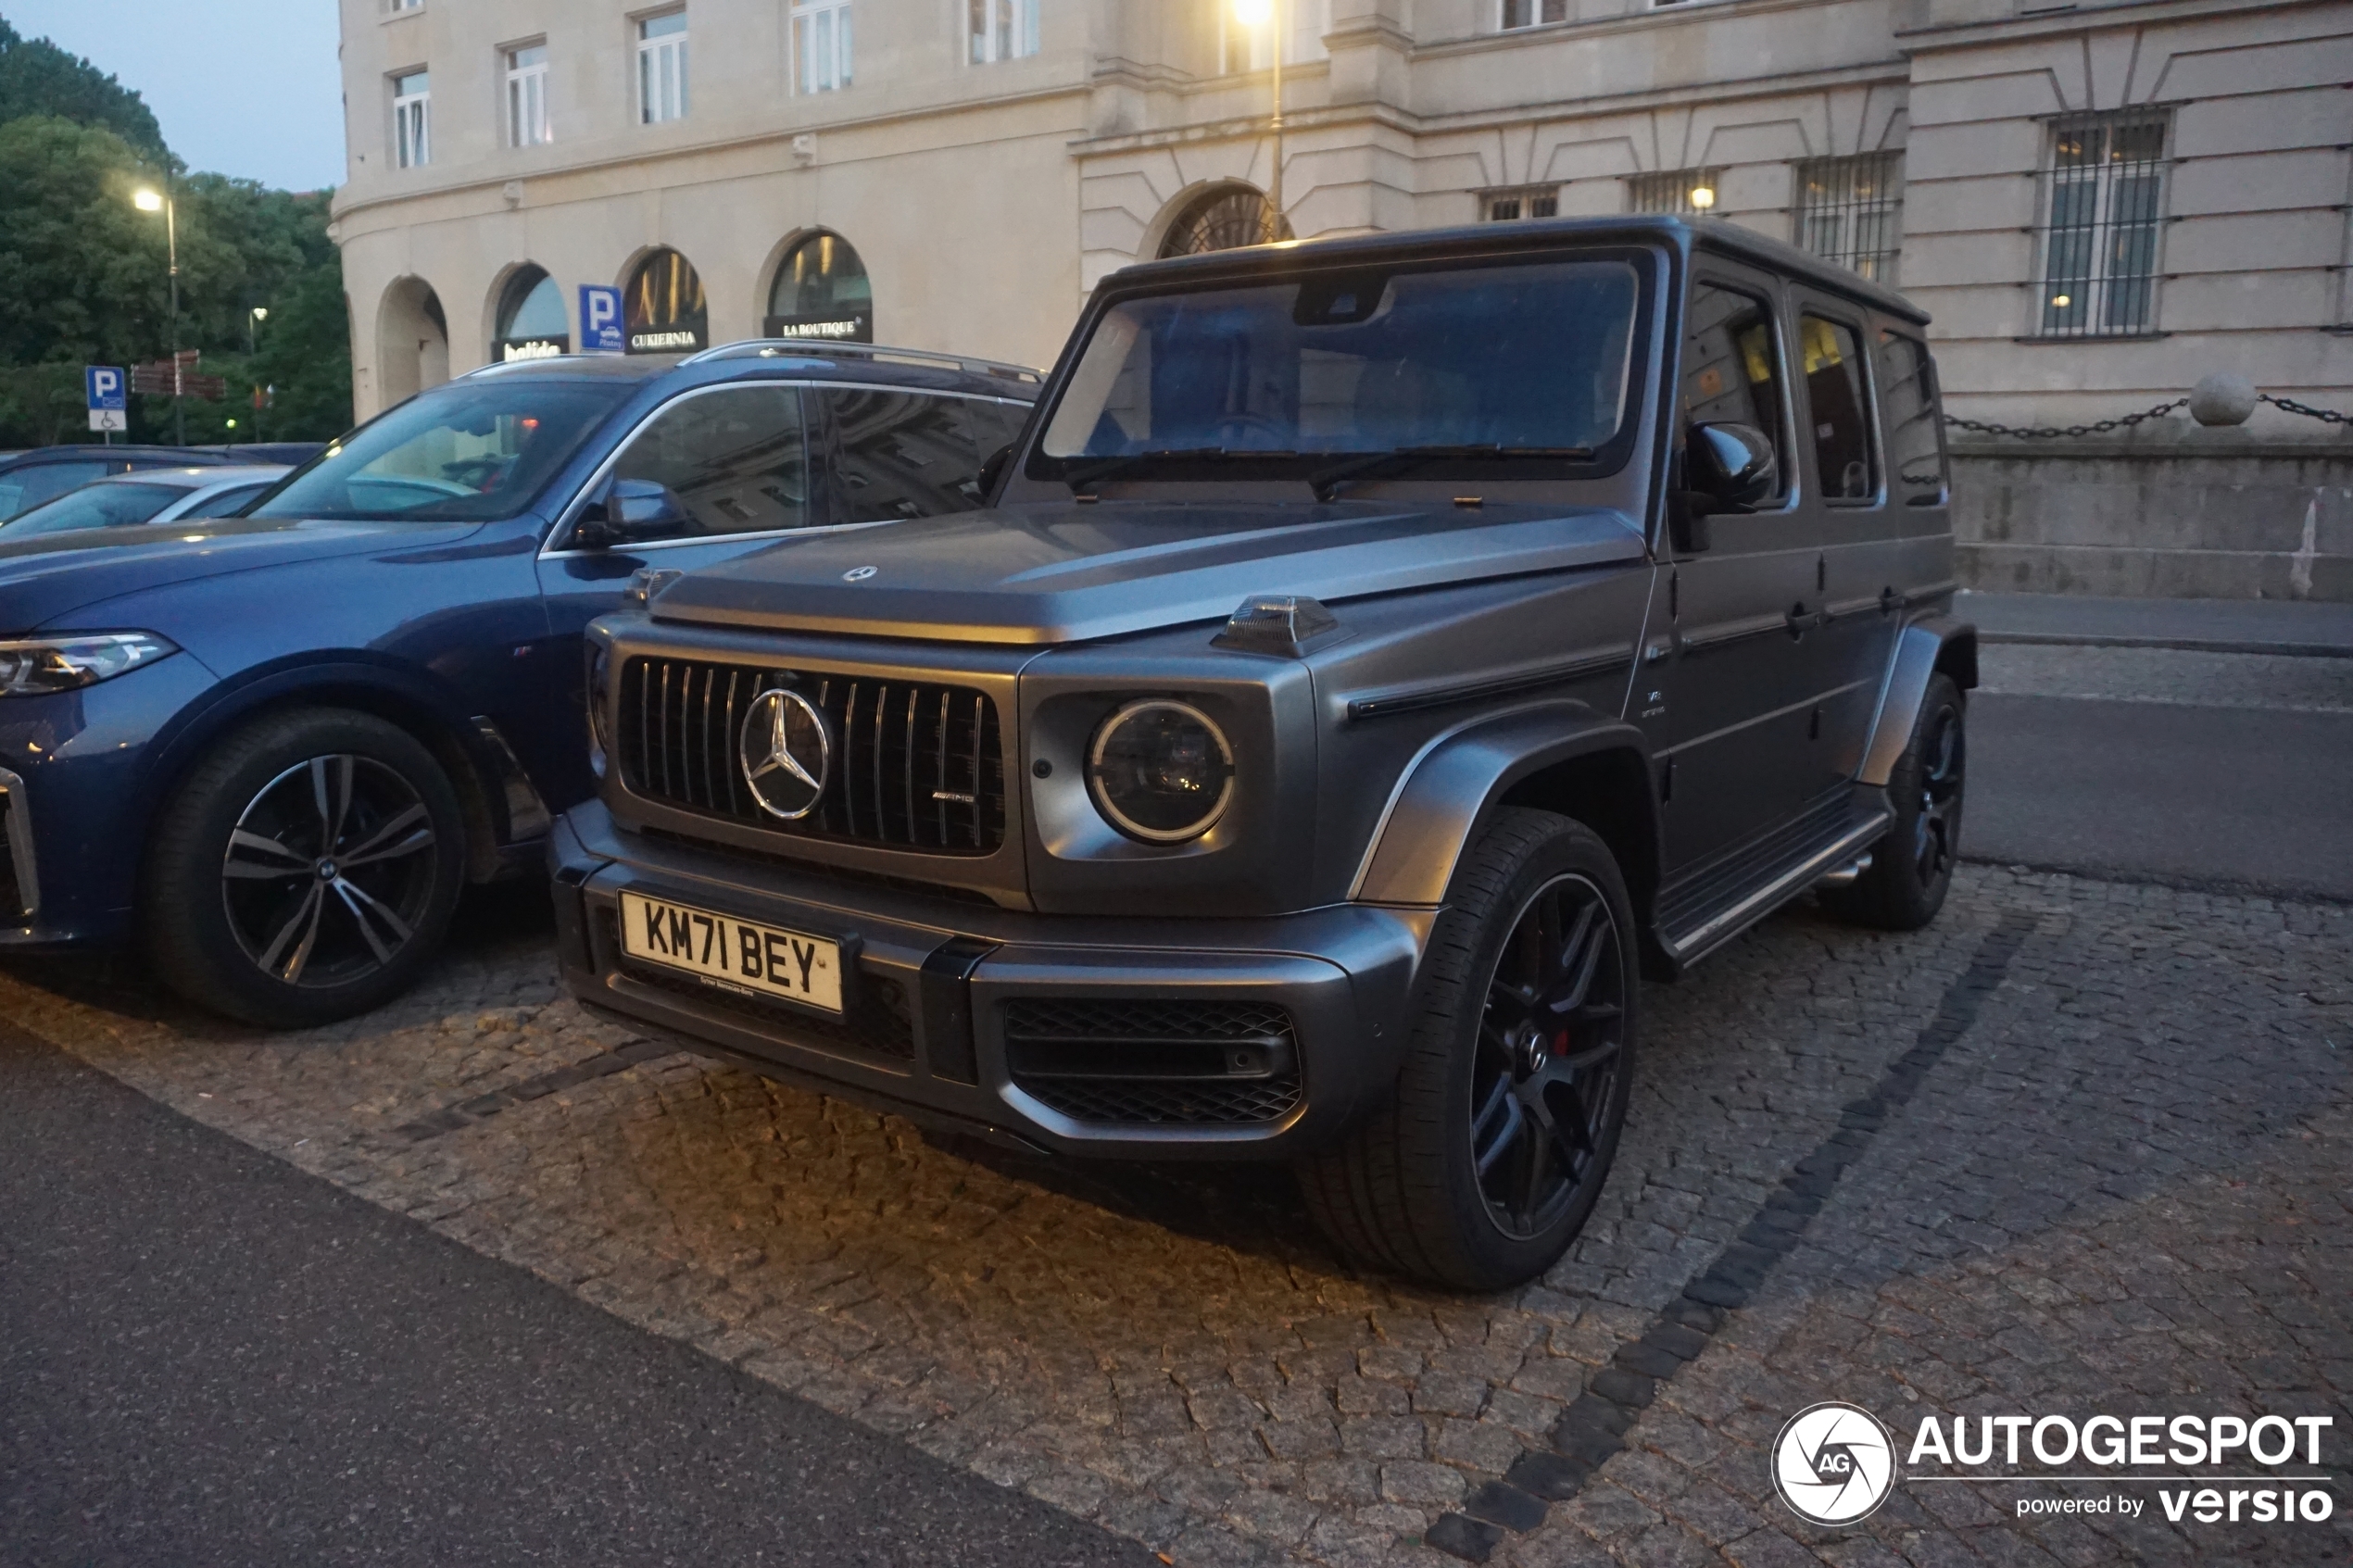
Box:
[1799,315,1878,502]
[1681,282,1788,502]
[181,483,272,520]
[610,384,812,539]
[0,459,111,520]
[821,388,985,521]
[1878,332,1947,507]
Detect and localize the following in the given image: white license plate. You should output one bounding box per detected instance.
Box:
[619,891,844,1015]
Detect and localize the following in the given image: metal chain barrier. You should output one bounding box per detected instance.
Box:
[1942,397,2187,440]
[2259,392,2352,426]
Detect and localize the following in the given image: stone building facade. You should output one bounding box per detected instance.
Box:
[333,0,2353,597]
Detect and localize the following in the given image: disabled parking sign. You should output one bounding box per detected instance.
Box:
[85,365,127,432]
[579,285,624,355]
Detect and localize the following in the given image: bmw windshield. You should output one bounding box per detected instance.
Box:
[248,378,636,522]
[1030,254,1644,488]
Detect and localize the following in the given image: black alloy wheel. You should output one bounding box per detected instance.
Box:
[221,754,439,986]
[1823,671,1966,932]
[1469,872,1629,1240]
[146,708,468,1027]
[1298,808,1638,1291]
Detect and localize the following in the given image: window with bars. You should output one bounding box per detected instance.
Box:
[1483,186,1560,222]
[1627,169,1720,217]
[392,69,430,168]
[1502,0,1568,26]
[506,44,550,147]
[1794,153,1901,283]
[2036,111,2170,337]
[637,10,688,124]
[794,0,852,91]
[969,0,1039,64]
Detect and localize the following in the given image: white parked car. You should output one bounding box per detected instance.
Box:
[0,465,290,541]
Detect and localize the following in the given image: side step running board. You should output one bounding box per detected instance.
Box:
[1656,807,1892,967]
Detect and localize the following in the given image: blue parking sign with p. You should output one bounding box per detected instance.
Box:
[580,285,624,355]
[86,365,127,432]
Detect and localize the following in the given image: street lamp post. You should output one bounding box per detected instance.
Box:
[1235,0,1286,242]
[132,182,184,445]
[247,307,269,445]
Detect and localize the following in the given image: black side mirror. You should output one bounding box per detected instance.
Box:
[1688,422,1779,509]
[975,442,1013,503]
[574,477,692,549]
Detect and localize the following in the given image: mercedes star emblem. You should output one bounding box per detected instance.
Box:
[738,687,832,820]
[842,565,879,582]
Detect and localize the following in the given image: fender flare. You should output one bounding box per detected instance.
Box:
[1348,701,1658,909]
[1858,615,1977,787]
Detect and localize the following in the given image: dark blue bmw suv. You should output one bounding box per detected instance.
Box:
[0,341,1038,1026]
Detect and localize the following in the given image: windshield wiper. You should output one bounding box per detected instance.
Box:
[1061,447,1234,492]
[1307,444,1598,502]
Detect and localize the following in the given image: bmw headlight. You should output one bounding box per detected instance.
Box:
[1086,699,1234,844]
[0,633,178,696]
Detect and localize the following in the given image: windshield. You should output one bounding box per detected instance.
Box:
[1035,257,1642,480]
[248,380,635,521]
[0,480,187,538]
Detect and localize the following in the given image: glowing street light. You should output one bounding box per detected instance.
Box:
[130,181,186,443]
[1689,184,1718,211]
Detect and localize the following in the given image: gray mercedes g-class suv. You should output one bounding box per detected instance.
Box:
[547,215,1973,1291]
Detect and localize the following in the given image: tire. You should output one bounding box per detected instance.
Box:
[1823,672,1965,932]
[145,708,467,1028]
[1298,808,1638,1291]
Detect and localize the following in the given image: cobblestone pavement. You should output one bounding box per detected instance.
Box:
[3,867,2347,1567]
[1977,645,2353,714]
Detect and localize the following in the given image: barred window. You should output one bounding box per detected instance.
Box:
[1502,0,1567,26]
[2037,111,2169,338]
[1484,186,1559,222]
[1794,153,1901,284]
[1628,169,1720,217]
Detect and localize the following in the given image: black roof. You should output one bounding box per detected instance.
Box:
[1102,213,1930,326]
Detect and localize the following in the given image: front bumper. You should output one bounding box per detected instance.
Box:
[549,799,1433,1159]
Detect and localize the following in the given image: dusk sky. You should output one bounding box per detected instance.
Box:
[6,2,345,191]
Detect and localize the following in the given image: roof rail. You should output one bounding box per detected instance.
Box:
[684,337,1043,384]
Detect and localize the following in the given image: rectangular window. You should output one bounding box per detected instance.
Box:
[388,0,422,12]
[637,10,689,124]
[968,0,1039,65]
[1483,186,1560,222]
[2037,111,2169,337]
[392,69,430,169]
[1681,283,1787,503]
[1799,315,1877,503]
[1501,0,1567,25]
[794,0,853,92]
[1628,168,1721,217]
[1878,332,1946,508]
[1794,152,1902,284]
[506,44,550,146]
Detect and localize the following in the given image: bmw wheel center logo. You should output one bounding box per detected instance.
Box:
[739,687,832,820]
[1773,1402,1898,1525]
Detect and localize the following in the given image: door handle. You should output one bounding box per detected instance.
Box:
[1785,602,1818,639]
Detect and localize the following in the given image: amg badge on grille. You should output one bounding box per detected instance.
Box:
[739,687,833,820]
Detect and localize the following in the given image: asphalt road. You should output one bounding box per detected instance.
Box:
[1968,695,2353,900]
[0,1020,1156,1568]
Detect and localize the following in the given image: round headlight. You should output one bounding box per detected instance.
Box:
[1087,699,1235,844]
[585,643,613,778]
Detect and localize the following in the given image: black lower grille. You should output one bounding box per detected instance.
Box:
[0,792,23,922]
[618,657,1004,854]
[599,911,913,1060]
[1004,998,1303,1126]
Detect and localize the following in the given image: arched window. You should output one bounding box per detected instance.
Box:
[494,265,569,359]
[623,247,708,353]
[1157,184,1293,258]
[765,231,873,343]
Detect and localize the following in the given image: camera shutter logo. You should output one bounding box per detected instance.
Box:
[739,688,832,819]
[1773,1402,1898,1526]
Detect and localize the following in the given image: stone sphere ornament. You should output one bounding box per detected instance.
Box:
[2188,372,2258,426]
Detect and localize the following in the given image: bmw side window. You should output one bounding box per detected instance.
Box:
[821,388,980,522]
[181,483,270,520]
[1878,332,1948,507]
[1680,282,1789,503]
[963,397,1028,502]
[609,384,811,540]
[1798,314,1878,503]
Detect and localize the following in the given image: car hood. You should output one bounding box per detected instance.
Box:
[650,500,1648,645]
[0,516,486,632]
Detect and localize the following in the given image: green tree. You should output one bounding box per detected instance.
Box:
[0,16,167,160]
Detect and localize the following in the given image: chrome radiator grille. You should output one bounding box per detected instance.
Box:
[617,657,1006,854]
